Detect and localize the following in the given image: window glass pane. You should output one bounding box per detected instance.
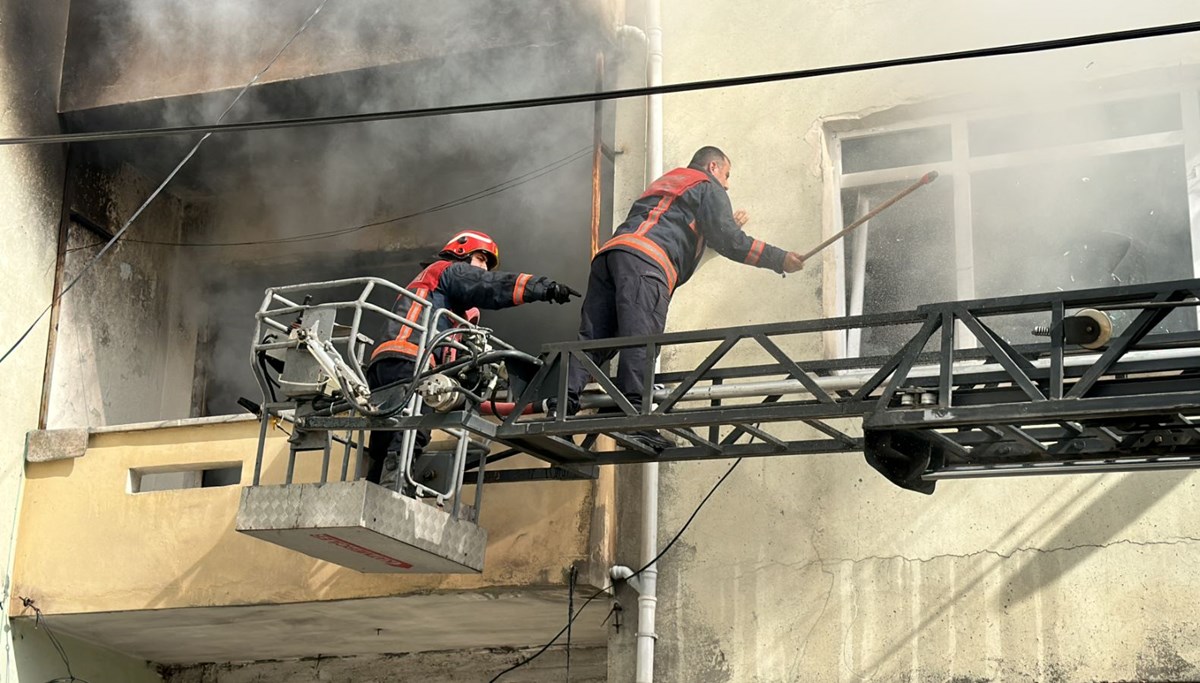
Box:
[841,125,951,174]
[968,94,1182,156]
[842,176,957,356]
[971,146,1194,341]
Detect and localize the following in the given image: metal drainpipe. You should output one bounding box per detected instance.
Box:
[639,2,663,682]
[609,10,662,682]
[615,25,648,190]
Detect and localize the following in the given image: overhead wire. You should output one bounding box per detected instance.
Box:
[77,145,591,250]
[11,20,1200,362]
[487,456,744,682]
[1,12,1185,679]
[0,20,1198,148]
[60,145,591,254]
[0,0,331,366]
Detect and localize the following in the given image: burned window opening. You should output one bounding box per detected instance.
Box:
[836,88,1200,358]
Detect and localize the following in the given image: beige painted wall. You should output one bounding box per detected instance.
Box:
[11,420,606,614]
[607,2,1200,681]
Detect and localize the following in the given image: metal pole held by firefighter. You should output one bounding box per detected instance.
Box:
[801,170,938,262]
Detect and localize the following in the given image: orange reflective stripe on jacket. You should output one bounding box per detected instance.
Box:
[637,167,708,201]
[599,168,709,292]
[371,284,429,362]
[372,338,423,360]
[744,239,765,266]
[513,273,531,305]
[370,262,451,363]
[601,234,678,293]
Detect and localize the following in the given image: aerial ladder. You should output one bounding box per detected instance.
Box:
[234,273,1200,573]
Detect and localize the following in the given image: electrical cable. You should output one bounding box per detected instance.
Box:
[256,350,281,403]
[487,456,744,682]
[23,19,1200,361]
[6,14,1199,366]
[379,326,496,416]
[58,143,590,257]
[2,20,1199,148]
[114,145,591,249]
[19,598,93,683]
[326,323,483,420]
[19,18,1200,359]
[0,0,330,368]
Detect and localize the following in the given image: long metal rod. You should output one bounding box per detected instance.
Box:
[926,457,1200,480]
[801,171,937,261]
[252,413,270,486]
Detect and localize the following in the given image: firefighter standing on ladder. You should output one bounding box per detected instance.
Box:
[559,146,806,450]
[368,230,580,491]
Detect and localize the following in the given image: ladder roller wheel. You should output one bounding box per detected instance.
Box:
[1075,308,1113,349]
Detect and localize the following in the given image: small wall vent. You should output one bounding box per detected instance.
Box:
[129,463,243,493]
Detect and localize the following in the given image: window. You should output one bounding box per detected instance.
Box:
[833,90,1200,357]
[129,463,243,493]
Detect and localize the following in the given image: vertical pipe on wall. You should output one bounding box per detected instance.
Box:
[638,2,663,682]
[646,0,664,183]
[591,51,606,257]
[38,144,75,429]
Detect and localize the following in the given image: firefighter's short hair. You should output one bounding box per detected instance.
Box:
[689,146,729,170]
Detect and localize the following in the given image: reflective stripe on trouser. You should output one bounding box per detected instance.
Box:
[566,249,671,409]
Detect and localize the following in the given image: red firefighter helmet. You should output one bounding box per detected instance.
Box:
[439,230,500,270]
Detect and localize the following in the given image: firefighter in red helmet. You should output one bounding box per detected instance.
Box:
[366,229,579,491]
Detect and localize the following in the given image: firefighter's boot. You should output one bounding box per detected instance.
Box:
[379,452,402,491]
[380,451,421,497]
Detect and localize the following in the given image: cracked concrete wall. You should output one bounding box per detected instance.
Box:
[45,161,201,428]
[604,1,1200,681]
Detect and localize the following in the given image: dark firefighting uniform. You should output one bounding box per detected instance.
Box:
[366,259,557,483]
[566,165,789,409]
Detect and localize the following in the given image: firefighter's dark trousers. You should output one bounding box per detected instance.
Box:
[365,357,431,484]
[566,249,671,409]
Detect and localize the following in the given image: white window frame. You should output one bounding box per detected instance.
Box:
[825,83,1200,358]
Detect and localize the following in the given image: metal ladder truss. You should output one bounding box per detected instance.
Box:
[282,278,1200,496]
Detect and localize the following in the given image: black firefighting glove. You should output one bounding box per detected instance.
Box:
[545,282,582,304]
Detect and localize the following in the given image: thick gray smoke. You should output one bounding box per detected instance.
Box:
[61,0,611,418]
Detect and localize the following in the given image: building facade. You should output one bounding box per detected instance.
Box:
[6,1,1200,682]
[604,1,1200,681]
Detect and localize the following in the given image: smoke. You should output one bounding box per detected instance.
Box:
[839,55,1198,355]
[60,0,611,418]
